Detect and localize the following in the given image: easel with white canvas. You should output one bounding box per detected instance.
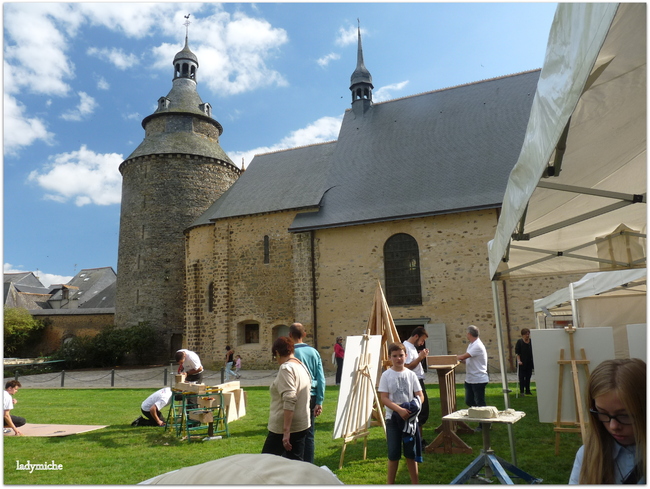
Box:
[553,327,590,455]
[336,334,384,469]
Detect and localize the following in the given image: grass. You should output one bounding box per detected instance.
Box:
[3,383,582,484]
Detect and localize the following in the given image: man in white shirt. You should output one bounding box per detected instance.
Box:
[175,349,203,383]
[3,380,25,436]
[457,325,489,409]
[133,387,173,427]
[404,327,430,447]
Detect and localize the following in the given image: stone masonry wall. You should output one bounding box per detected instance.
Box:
[24,313,114,357]
[185,205,570,372]
[116,153,238,362]
[314,210,503,372]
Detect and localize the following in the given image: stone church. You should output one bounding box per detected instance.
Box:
[117,28,572,369]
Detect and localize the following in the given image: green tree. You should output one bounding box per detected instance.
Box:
[4,307,46,355]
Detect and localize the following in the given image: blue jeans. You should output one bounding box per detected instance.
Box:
[303,396,317,464]
[225,362,235,380]
[464,382,487,407]
[385,418,417,461]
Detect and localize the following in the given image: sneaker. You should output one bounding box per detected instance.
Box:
[131,417,143,427]
[474,425,482,433]
[3,428,11,433]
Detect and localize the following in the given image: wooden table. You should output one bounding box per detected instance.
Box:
[444,409,542,484]
[425,360,473,455]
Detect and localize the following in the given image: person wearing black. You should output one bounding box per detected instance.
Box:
[515,328,534,395]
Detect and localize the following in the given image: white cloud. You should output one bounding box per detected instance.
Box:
[3,93,54,156]
[229,115,342,168]
[374,81,410,102]
[335,25,365,47]
[87,47,139,70]
[317,52,340,68]
[150,9,289,96]
[61,92,98,121]
[27,145,123,206]
[3,3,80,97]
[4,264,73,289]
[96,76,110,90]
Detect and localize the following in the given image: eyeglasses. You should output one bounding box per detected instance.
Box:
[589,409,633,425]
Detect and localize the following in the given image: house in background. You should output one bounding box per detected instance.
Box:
[4,267,116,356]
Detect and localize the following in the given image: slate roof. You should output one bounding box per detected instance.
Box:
[291,70,540,231]
[4,284,52,309]
[79,281,116,309]
[189,141,336,228]
[4,272,45,288]
[63,267,117,307]
[191,69,540,231]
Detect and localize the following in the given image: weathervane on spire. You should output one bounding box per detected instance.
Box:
[183,14,191,40]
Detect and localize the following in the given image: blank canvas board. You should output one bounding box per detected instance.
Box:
[530,328,615,423]
[425,323,447,355]
[627,323,647,362]
[333,335,382,440]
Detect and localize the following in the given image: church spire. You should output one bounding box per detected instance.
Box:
[350,19,373,108]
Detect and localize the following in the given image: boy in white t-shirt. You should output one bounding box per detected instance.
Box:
[378,343,424,484]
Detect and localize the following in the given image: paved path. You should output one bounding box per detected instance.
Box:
[4,366,519,389]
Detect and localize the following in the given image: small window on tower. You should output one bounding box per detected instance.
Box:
[264,235,270,264]
[208,282,214,312]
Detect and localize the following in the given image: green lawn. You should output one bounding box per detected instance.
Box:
[3,383,582,484]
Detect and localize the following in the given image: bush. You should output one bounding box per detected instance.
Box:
[4,307,46,356]
[52,323,161,368]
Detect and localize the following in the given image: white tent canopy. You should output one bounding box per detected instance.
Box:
[534,267,646,313]
[488,3,646,280]
[485,4,646,455]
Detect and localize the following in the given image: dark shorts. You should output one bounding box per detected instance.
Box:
[386,418,416,461]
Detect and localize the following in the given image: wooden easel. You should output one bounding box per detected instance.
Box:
[426,357,473,455]
[338,334,385,469]
[553,327,590,455]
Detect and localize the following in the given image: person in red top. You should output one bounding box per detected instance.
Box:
[334,336,345,385]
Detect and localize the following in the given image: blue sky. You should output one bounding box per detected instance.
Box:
[4,2,558,287]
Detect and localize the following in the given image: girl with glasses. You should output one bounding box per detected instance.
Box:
[569,358,646,484]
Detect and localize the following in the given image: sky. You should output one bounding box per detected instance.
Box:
[3,2,559,287]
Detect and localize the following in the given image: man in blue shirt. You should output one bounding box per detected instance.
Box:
[289,322,326,464]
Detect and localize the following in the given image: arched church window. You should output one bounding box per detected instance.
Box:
[384,233,422,306]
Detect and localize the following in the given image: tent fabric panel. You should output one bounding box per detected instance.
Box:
[533,267,647,312]
[488,3,620,278]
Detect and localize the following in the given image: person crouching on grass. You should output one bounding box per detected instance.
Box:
[378,342,424,484]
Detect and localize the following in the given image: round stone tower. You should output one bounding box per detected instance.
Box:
[115,31,240,361]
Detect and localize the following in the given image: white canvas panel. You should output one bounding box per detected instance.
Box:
[627,324,647,362]
[530,328,615,423]
[333,335,382,440]
[425,323,447,356]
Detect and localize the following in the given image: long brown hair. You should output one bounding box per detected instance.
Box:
[579,358,646,483]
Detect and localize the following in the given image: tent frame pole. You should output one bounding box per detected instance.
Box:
[491,280,517,466]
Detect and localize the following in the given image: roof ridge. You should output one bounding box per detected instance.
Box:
[374,68,542,105]
[254,139,337,158]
